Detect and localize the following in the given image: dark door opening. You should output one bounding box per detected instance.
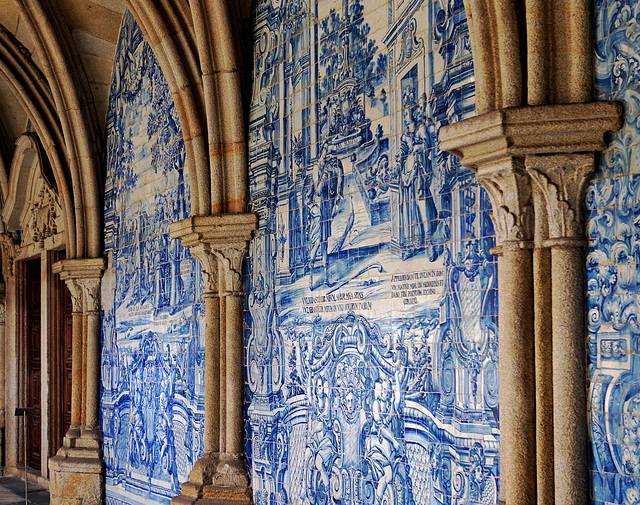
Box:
[25,258,41,471]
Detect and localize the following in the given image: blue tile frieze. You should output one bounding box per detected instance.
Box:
[101,11,204,505]
[246,1,497,504]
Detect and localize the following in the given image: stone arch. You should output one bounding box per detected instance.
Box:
[0,25,76,257]
[462,0,594,112]
[123,0,249,215]
[14,0,103,259]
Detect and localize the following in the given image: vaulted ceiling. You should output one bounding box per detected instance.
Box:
[0,0,254,260]
[0,0,125,149]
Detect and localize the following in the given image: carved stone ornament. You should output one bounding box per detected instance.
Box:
[0,231,19,277]
[188,243,219,295]
[52,258,107,314]
[77,278,102,314]
[65,279,84,314]
[214,245,248,296]
[476,158,534,248]
[526,153,596,243]
[170,213,257,297]
[22,172,63,248]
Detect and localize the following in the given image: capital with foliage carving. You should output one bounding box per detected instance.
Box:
[440,102,623,251]
[52,258,106,315]
[526,153,595,247]
[170,213,258,297]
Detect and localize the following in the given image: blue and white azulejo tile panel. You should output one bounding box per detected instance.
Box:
[101,11,204,505]
[246,1,498,504]
[590,1,640,504]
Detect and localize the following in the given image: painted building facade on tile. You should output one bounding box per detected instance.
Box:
[101,11,205,505]
[589,1,640,503]
[245,1,498,504]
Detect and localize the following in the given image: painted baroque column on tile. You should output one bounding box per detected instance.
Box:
[49,258,106,505]
[440,102,622,505]
[170,213,257,505]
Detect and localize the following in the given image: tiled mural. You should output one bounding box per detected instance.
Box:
[245,1,499,504]
[101,11,204,505]
[590,1,640,503]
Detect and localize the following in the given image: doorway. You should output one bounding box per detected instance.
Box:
[25,258,41,470]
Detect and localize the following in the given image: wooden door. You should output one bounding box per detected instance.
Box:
[25,258,41,470]
[61,266,72,438]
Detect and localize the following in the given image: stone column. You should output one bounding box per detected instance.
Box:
[531,190,555,505]
[475,159,537,505]
[527,154,595,505]
[62,279,83,439]
[50,258,106,505]
[170,213,257,505]
[175,243,222,493]
[440,102,622,505]
[0,283,6,467]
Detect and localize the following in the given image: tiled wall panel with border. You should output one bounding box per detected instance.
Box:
[101,11,205,505]
[245,1,499,504]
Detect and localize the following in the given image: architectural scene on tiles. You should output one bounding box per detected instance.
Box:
[101,11,204,504]
[245,0,499,504]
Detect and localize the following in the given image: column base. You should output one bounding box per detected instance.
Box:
[49,427,104,505]
[171,452,252,505]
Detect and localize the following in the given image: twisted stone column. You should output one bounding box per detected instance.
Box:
[170,213,257,505]
[50,258,106,505]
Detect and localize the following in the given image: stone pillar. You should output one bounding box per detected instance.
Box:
[50,258,106,505]
[0,283,6,469]
[531,191,555,505]
[440,102,622,505]
[527,154,595,505]
[170,213,257,505]
[63,279,83,439]
[473,158,537,505]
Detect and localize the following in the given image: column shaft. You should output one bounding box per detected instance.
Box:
[81,314,88,425]
[551,246,588,505]
[203,293,221,454]
[220,295,227,454]
[225,295,245,455]
[85,312,101,429]
[498,246,536,505]
[533,247,554,505]
[71,312,83,427]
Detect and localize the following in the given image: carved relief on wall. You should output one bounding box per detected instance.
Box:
[21,173,63,248]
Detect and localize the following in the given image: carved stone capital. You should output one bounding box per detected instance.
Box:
[0,232,19,277]
[526,153,596,245]
[170,214,257,297]
[65,279,84,314]
[188,243,219,295]
[76,278,102,314]
[476,157,534,248]
[214,246,248,297]
[52,258,106,315]
[440,102,622,250]
[440,102,622,168]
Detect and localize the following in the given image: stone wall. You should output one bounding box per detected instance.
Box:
[245,1,499,504]
[589,1,640,503]
[100,11,204,505]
